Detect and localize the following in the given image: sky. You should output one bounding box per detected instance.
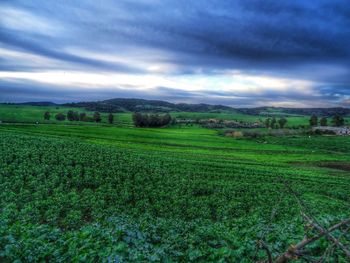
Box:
[1,0,350,107]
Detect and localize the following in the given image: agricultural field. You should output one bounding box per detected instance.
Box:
[0,105,350,262]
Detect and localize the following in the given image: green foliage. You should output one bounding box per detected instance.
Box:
[332,114,344,127]
[55,112,66,121]
[278,117,287,128]
[132,112,172,127]
[0,122,350,261]
[270,117,277,129]
[43,111,50,120]
[67,110,79,121]
[108,113,114,124]
[320,117,327,126]
[79,112,87,121]
[309,115,318,126]
[93,112,102,123]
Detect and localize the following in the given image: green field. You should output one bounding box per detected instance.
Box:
[172,111,312,127]
[0,105,350,262]
[1,104,348,128]
[0,105,133,127]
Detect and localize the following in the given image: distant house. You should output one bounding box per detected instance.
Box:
[312,126,350,135]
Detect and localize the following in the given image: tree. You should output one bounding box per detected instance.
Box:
[309,115,318,126]
[72,111,79,121]
[141,114,149,126]
[132,112,143,127]
[332,115,344,127]
[132,112,172,128]
[278,117,287,129]
[108,113,114,124]
[264,118,271,129]
[79,113,87,121]
[320,117,328,126]
[162,113,172,126]
[270,117,277,129]
[55,113,66,121]
[67,110,74,121]
[44,111,51,120]
[93,112,102,123]
[149,114,160,127]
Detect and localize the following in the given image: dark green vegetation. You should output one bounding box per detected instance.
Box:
[0,104,350,262]
[63,98,350,118]
[64,98,235,113]
[238,106,350,117]
[132,112,172,127]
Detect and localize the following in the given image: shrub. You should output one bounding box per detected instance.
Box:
[55,113,66,121]
[242,130,263,138]
[132,113,172,127]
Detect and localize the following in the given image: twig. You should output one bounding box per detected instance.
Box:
[274,218,350,263]
[254,191,284,261]
[257,240,273,263]
[316,224,350,262]
[301,212,350,258]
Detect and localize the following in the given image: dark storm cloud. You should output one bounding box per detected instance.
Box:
[0,30,143,73]
[1,0,350,106]
[3,0,350,67]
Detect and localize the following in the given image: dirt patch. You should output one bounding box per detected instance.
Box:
[318,162,350,172]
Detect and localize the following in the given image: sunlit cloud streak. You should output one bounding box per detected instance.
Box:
[0,0,350,107]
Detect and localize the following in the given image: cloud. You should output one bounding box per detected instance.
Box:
[0,76,344,108]
[0,0,350,106]
[0,6,62,36]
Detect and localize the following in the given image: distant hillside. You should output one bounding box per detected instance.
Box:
[65,99,350,116]
[237,107,350,117]
[4,99,350,116]
[63,98,235,113]
[4,102,58,107]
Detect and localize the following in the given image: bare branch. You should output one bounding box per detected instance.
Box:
[274,218,350,263]
[301,212,350,258]
[317,229,348,263]
[257,240,273,263]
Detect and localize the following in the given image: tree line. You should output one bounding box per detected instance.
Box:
[44,111,114,124]
[264,117,287,129]
[264,114,346,129]
[132,112,172,127]
[309,114,345,127]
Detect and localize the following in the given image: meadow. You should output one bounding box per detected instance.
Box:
[0,104,133,127]
[0,105,349,262]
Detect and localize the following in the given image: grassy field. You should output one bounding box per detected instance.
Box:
[1,104,348,128]
[0,104,133,126]
[0,105,350,261]
[172,111,312,127]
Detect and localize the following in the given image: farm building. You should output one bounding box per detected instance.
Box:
[312,126,350,135]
